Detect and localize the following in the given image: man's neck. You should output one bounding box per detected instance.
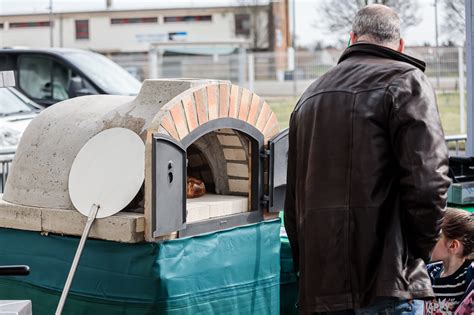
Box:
[441,256,466,277]
[355,36,399,51]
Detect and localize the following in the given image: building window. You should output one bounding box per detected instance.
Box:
[164,15,212,23]
[75,20,89,40]
[111,17,157,25]
[10,21,52,28]
[0,23,3,29]
[235,14,251,37]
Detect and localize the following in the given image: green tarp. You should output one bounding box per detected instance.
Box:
[0,220,281,314]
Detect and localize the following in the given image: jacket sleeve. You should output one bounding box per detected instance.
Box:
[388,69,451,262]
[284,111,299,273]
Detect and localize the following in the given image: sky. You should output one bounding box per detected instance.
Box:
[0,0,456,48]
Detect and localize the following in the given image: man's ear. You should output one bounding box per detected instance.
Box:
[350,32,358,45]
[397,38,405,53]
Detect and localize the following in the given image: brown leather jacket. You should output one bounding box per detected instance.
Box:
[284,43,451,312]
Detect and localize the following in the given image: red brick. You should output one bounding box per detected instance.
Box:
[263,112,279,140]
[182,94,198,132]
[228,85,240,118]
[247,94,262,125]
[169,103,189,140]
[194,89,208,125]
[255,102,272,132]
[238,88,251,121]
[160,112,180,140]
[207,85,219,120]
[219,84,230,118]
[146,130,153,142]
[156,127,170,137]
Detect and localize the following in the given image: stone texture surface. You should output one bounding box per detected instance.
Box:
[229,179,250,193]
[187,194,248,223]
[0,198,145,243]
[0,198,41,231]
[217,134,243,147]
[3,95,133,210]
[186,203,210,223]
[3,79,197,210]
[226,163,249,177]
[223,148,247,161]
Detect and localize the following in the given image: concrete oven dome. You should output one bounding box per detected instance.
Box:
[1,79,282,242]
[3,80,202,209]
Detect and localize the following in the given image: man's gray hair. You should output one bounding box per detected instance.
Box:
[352,4,400,44]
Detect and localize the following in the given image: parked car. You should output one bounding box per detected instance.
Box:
[0,87,42,153]
[0,48,142,107]
[0,87,43,192]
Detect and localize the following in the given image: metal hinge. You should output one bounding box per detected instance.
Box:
[260,149,270,159]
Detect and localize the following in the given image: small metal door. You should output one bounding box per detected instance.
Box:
[268,128,289,213]
[152,134,186,237]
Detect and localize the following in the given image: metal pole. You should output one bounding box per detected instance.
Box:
[238,45,246,87]
[49,0,53,47]
[148,47,158,79]
[459,46,466,134]
[291,0,297,96]
[56,204,99,314]
[434,0,440,87]
[465,0,474,155]
[59,15,63,48]
[248,53,255,91]
[157,48,163,78]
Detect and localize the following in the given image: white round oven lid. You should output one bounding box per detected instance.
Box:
[68,128,145,219]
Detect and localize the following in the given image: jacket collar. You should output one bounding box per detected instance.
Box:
[338,42,426,72]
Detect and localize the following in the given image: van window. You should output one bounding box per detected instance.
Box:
[18,55,72,102]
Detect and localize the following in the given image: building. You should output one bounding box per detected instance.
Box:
[0,1,290,55]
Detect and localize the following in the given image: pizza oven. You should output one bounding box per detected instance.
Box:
[149,81,289,239]
[0,79,288,242]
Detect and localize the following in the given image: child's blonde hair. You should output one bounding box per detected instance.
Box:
[443,208,474,258]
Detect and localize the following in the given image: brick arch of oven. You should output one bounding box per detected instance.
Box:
[153,83,280,143]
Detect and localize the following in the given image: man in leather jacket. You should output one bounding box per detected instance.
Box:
[284,4,451,314]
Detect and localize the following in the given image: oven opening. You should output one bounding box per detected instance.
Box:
[186,128,252,223]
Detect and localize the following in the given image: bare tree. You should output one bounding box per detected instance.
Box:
[442,0,465,44]
[316,0,421,37]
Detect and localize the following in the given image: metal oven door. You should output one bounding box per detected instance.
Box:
[268,128,289,213]
[152,134,187,237]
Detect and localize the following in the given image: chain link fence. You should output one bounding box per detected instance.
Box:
[111,46,465,92]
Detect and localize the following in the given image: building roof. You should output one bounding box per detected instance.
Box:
[0,1,272,18]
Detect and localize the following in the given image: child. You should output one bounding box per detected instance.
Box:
[425,208,473,314]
